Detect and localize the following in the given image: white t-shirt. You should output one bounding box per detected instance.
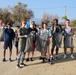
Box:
[40,29,51,39]
[65,26,72,34]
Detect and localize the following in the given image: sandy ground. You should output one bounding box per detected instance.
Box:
[0,39,76,75]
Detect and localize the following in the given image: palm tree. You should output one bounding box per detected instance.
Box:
[62,16,67,21]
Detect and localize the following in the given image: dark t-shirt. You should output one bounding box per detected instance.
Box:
[28,28,38,42]
[4,28,15,41]
[51,25,62,35]
[19,27,28,42]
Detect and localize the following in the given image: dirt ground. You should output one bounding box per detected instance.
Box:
[0,38,76,75]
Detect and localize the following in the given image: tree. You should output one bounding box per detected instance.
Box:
[62,16,67,21]
[2,8,12,24]
[71,19,76,27]
[0,2,34,24]
[41,12,50,24]
[0,8,12,24]
[41,12,59,26]
[0,8,3,20]
[11,2,34,22]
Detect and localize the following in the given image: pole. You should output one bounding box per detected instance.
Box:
[64,6,66,16]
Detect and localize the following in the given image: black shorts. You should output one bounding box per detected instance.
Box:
[4,41,12,50]
[15,42,18,47]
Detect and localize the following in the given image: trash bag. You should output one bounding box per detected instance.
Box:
[52,32,62,48]
[25,35,33,52]
[0,28,5,41]
[36,35,47,53]
[64,34,74,48]
[36,35,42,52]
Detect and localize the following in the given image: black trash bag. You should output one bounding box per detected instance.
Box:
[52,32,62,48]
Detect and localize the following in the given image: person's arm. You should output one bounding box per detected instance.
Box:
[12,29,15,40]
[71,27,74,33]
[71,27,74,35]
[48,29,52,38]
[18,33,27,38]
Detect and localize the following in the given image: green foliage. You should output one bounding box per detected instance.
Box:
[0,8,12,24]
[0,2,34,24]
[62,16,67,21]
[11,2,34,22]
[71,19,76,27]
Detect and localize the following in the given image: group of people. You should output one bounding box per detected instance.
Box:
[2,18,75,68]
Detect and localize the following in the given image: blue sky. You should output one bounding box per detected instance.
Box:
[0,0,76,22]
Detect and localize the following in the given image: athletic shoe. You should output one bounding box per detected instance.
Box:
[50,55,54,60]
[30,58,34,61]
[9,58,12,62]
[16,64,22,68]
[26,58,29,62]
[70,54,74,59]
[39,56,43,60]
[63,54,67,59]
[48,61,54,65]
[2,58,6,62]
[54,55,59,60]
[20,63,27,67]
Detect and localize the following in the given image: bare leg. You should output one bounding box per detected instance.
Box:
[31,43,35,60]
[16,47,18,56]
[56,47,59,55]
[26,52,30,61]
[64,48,67,54]
[42,52,46,63]
[28,52,30,58]
[9,49,12,59]
[63,48,67,59]
[71,48,73,54]
[51,46,55,56]
[47,46,50,59]
[70,48,74,59]
[3,50,6,59]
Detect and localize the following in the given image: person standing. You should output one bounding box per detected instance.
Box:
[39,23,52,63]
[63,19,74,59]
[50,19,62,60]
[26,21,38,61]
[17,20,28,68]
[2,22,15,62]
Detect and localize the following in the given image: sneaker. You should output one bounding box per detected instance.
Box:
[50,55,54,60]
[63,54,67,59]
[30,58,34,61]
[20,63,27,67]
[26,58,29,62]
[16,64,22,68]
[9,58,12,62]
[39,56,43,60]
[70,54,74,59]
[16,58,17,60]
[42,57,46,63]
[2,58,6,62]
[48,61,54,65]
